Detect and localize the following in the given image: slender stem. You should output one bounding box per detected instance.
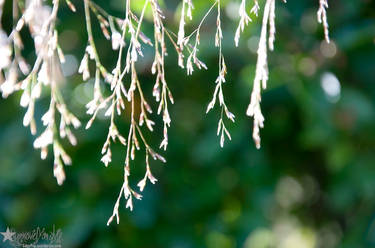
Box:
[185,1,218,40]
[84,0,105,75]
[135,0,149,40]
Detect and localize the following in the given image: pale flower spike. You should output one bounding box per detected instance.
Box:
[0,0,80,185]
[80,0,169,225]
[317,0,330,43]
[0,0,331,223]
[246,0,284,149]
[234,0,260,47]
[206,0,235,148]
[234,0,252,47]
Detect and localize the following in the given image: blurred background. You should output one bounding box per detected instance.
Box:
[1,0,375,247]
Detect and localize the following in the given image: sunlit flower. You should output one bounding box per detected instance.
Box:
[0,31,12,70]
[33,128,53,149]
[111,31,124,50]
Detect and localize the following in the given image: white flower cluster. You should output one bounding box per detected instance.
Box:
[79,0,169,225]
[0,0,331,222]
[246,0,277,149]
[0,0,80,185]
[205,1,236,148]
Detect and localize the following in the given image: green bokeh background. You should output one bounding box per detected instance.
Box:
[1,0,375,247]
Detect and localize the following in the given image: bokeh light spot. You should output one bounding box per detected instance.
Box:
[321,72,341,103]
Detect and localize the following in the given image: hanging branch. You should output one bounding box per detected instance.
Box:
[0,0,331,222]
[317,0,330,43]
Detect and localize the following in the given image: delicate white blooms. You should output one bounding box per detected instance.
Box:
[70,115,81,129]
[1,65,18,98]
[0,0,81,186]
[101,149,112,167]
[137,164,158,192]
[54,142,72,165]
[24,0,39,25]
[268,0,276,50]
[177,0,194,49]
[86,45,95,60]
[149,0,175,151]
[1,0,333,223]
[51,142,71,185]
[23,102,34,128]
[111,31,124,50]
[182,1,216,76]
[205,1,235,147]
[31,82,42,98]
[53,162,66,186]
[235,0,252,47]
[251,0,260,17]
[86,71,104,115]
[234,0,260,47]
[33,128,54,149]
[177,4,186,48]
[246,0,275,149]
[0,31,12,70]
[107,178,139,225]
[317,0,330,43]
[245,0,284,149]
[41,109,53,126]
[38,62,50,85]
[82,0,171,224]
[20,91,31,107]
[78,53,90,80]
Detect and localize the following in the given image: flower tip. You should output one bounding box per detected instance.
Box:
[85,122,92,130]
[107,216,114,226]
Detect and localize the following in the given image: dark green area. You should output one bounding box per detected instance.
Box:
[1,0,375,247]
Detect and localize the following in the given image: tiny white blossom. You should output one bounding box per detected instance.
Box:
[23,104,34,127]
[41,110,53,126]
[126,197,133,211]
[111,31,124,50]
[137,178,147,192]
[31,82,42,98]
[1,66,17,98]
[86,45,95,59]
[101,149,112,167]
[20,91,30,107]
[38,62,50,85]
[33,128,53,148]
[71,116,81,128]
[0,31,12,70]
[53,163,66,186]
[78,54,90,81]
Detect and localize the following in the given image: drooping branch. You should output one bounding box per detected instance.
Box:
[317,0,330,43]
[0,0,332,223]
